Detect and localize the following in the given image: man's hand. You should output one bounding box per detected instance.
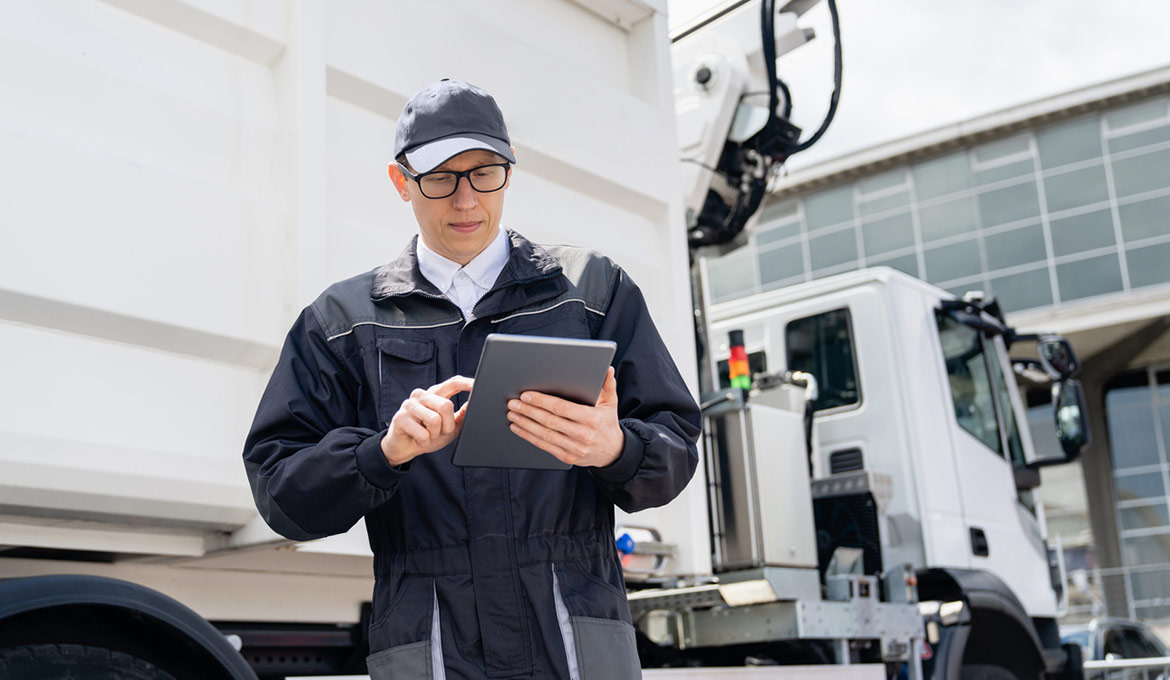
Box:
[381,375,474,467]
[506,367,624,468]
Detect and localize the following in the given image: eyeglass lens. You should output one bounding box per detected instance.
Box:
[419,165,508,198]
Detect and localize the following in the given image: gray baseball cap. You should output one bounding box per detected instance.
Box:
[393,79,516,173]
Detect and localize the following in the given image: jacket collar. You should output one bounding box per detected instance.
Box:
[371,229,562,302]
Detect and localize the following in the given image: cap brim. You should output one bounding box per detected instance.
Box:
[404,133,516,173]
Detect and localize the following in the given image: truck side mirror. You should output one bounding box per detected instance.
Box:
[1039,336,1079,380]
[1053,379,1090,461]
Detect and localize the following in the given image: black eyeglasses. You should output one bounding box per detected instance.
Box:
[398,163,511,199]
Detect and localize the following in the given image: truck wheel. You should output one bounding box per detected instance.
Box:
[959,664,1018,680]
[0,644,178,680]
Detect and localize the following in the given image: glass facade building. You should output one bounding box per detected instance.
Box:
[703,81,1170,623]
[704,96,1170,313]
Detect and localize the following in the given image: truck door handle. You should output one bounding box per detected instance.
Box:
[970,527,989,557]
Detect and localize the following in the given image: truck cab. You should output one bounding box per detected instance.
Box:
[692,266,1086,675]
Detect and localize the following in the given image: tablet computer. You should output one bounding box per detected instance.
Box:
[452,333,617,470]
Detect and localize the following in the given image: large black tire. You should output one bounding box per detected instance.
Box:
[0,644,179,680]
[959,664,1019,680]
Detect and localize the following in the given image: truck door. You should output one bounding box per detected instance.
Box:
[936,312,1056,617]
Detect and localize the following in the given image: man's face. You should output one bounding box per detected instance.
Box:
[390,149,511,266]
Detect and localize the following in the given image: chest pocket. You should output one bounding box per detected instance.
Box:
[376,337,437,424]
[491,300,593,339]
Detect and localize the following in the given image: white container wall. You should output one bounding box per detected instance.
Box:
[0,0,707,622]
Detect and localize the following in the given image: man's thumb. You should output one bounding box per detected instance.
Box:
[597,367,618,407]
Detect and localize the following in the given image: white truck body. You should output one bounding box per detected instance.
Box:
[704,267,1060,619]
[0,0,702,622]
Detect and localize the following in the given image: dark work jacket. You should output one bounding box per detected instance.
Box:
[243,230,701,680]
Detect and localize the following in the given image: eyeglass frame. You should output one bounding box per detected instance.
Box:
[397,161,512,199]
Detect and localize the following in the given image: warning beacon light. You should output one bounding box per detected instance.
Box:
[728,330,751,390]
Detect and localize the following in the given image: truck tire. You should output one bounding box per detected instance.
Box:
[959,664,1018,680]
[0,644,179,680]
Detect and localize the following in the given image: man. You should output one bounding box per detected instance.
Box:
[243,79,700,680]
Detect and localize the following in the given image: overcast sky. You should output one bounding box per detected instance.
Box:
[666,0,1170,170]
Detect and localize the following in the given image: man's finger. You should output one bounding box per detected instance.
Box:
[596,367,618,408]
[509,420,572,463]
[519,390,591,422]
[508,398,594,441]
[415,392,457,434]
[392,412,431,444]
[508,410,585,454]
[430,375,474,399]
[403,399,443,437]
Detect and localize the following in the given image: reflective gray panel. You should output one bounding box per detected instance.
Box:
[1125,534,1170,566]
[989,268,1052,313]
[1118,195,1170,243]
[570,618,641,680]
[947,283,987,300]
[1116,472,1166,502]
[759,198,799,222]
[1108,381,1151,409]
[366,642,431,680]
[1121,504,1170,531]
[1112,148,1170,198]
[1036,117,1102,169]
[1050,209,1116,257]
[859,191,909,217]
[808,228,857,271]
[1108,124,1170,154]
[757,219,802,246]
[925,239,981,283]
[984,224,1047,270]
[975,160,1035,185]
[1130,569,1170,602]
[860,212,914,256]
[1137,604,1170,620]
[1044,164,1109,213]
[869,252,918,277]
[1107,99,1170,129]
[858,169,906,195]
[804,185,854,230]
[1056,253,1124,301]
[978,182,1041,227]
[912,152,972,200]
[974,136,1030,164]
[919,196,978,242]
[758,243,804,284]
[1108,406,1161,469]
[1126,242,1170,289]
[708,255,755,301]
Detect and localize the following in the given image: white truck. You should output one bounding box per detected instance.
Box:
[0,0,1089,679]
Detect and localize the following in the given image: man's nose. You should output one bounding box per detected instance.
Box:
[450,176,479,209]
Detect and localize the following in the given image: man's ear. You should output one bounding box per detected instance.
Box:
[387,163,411,202]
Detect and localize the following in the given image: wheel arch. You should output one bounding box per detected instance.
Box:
[0,574,257,680]
[918,568,1046,679]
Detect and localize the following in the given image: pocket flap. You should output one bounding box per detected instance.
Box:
[377,337,435,364]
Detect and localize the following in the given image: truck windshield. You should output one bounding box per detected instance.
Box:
[936,312,1024,463]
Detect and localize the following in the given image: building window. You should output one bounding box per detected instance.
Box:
[1108,367,1170,621]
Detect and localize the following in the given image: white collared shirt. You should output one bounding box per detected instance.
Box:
[416,228,510,321]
